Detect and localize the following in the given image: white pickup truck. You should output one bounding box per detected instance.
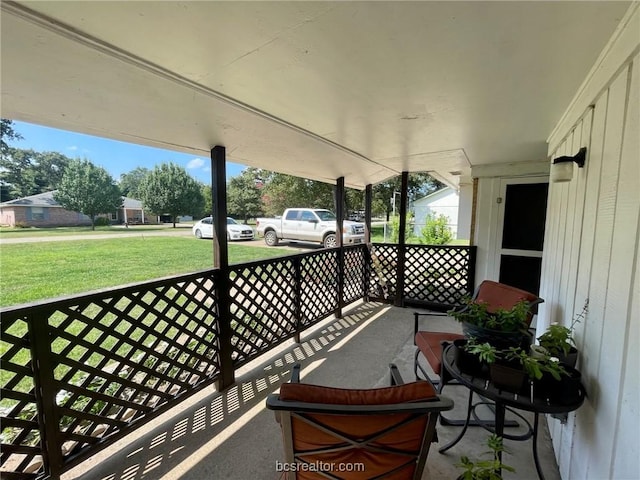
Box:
[256,208,366,248]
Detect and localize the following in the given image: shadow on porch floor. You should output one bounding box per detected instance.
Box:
[65,302,561,480]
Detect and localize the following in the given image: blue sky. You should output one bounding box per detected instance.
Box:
[8,121,246,184]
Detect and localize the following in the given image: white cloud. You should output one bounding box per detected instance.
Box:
[68,146,78,151]
[187,157,205,169]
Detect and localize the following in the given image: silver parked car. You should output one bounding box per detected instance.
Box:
[192,217,254,241]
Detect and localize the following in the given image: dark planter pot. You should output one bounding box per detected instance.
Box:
[534,364,582,404]
[532,371,559,400]
[462,322,531,350]
[490,362,527,393]
[556,347,579,368]
[551,365,582,405]
[453,339,486,377]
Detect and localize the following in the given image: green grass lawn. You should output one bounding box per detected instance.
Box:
[0,237,286,307]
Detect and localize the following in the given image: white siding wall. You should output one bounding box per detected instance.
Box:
[412,188,459,238]
[540,6,639,477]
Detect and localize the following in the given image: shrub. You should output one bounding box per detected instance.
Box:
[93,217,111,227]
[389,213,417,243]
[420,213,453,245]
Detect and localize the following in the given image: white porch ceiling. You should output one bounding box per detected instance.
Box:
[0,1,631,189]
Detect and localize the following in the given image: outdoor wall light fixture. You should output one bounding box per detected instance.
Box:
[551,147,587,183]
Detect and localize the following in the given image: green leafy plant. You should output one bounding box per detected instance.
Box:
[465,339,498,364]
[503,347,567,381]
[485,300,529,332]
[458,434,515,479]
[419,212,453,245]
[389,213,417,243]
[449,298,529,333]
[537,300,587,356]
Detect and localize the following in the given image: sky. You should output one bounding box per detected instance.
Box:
[8,121,246,184]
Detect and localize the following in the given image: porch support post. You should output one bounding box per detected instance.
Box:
[394,172,409,307]
[211,146,234,390]
[364,184,372,244]
[335,177,345,318]
[364,184,373,301]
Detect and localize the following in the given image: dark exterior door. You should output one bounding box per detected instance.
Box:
[496,179,548,295]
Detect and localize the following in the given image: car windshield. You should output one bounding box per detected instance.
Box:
[226,218,238,225]
[316,210,336,221]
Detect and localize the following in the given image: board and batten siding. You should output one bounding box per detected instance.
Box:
[540,5,639,478]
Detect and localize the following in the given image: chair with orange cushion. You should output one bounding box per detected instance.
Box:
[413,280,543,393]
[266,364,453,480]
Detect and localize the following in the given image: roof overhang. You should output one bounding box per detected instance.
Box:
[0,1,631,189]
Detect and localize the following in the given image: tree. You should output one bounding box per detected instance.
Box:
[1,148,72,200]
[119,167,150,198]
[201,183,213,217]
[1,119,22,157]
[139,162,204,227]
[227,168,263,222]
[260,171,334,216]
[54,159,122,230]
[373,173,444,220]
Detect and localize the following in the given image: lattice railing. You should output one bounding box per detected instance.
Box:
[300,250,339,328]
[229,259,298,367]
[1,271,221,480]
[404,245,475,307]
[0,314,41,479]
[368,244,398,299]
[343,246,367,304]
[368,244,476,308]
[0,243,473,479]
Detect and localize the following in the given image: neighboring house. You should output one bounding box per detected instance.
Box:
[0,191,91,227]
[411,187,459,238]
[119,197,153,225]
[0,191,153,227]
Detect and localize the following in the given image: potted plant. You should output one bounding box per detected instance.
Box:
[531,356,582,404]
[488,347,568,394]
[449,299,531,349]
[466,339,498,364]
[498,347,581,402]
[453,338,483,377]
[457,434,515,479]
[489,347,527,393]
[455,339,495,377]
[537,300,587,367]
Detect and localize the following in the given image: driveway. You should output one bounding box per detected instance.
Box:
[0,227,193,244]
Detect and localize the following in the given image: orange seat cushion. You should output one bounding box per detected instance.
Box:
[278,381,437,479]
[415,331,464,375]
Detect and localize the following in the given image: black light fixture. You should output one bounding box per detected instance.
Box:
[551,147,587,183]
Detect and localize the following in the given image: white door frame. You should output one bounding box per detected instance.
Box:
[489,175,549,281]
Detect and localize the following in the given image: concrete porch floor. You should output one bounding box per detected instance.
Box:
[66,302,562,480]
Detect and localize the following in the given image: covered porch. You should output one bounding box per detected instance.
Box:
[62,302,562,480]
[1,2,638,479]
